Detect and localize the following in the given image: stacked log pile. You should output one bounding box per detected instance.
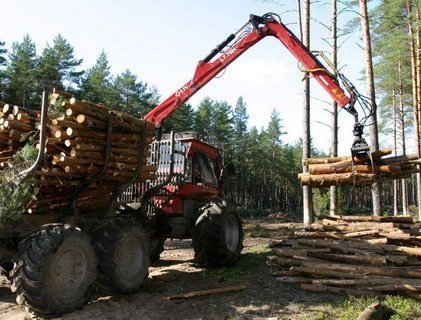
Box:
[299,149,421,187]
[0,89,156,214]
[0,102,38,170]
[268,215,421,299]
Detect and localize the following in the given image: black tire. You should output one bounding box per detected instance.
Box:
[192,198,244,267]
[149,238,165,264]
[9,224,97,317]
[92,218,150,294]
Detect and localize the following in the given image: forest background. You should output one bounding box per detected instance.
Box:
[1,0,420,217]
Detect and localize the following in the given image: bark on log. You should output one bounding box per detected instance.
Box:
[163,285,246,300]
[299,172,376,187]
[300,283,385,297]
[303,148,392,166]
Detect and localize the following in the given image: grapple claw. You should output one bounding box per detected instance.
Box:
[351,137,370,159]
[351,137,374,172]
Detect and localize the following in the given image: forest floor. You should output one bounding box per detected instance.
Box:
[0,217,419,320]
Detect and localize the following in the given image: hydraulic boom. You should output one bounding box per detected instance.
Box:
[144,13,370,157]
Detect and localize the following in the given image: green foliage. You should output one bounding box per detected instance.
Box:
[0,40,7,100]
[313,188,330,215]
[163,102,195,132]
[0,144,37,227]
[4,34,38,108]
[373,0,415,144]
[110,69,152,117]
[0,40,6,67]
[309,295,421,320]
[49,94,66,116]
[0,184,32,225]
[80,50,112,104]
[37,34,83,92]
[202,244,271,281]
[384,295,421,320]
[232,97,249,204]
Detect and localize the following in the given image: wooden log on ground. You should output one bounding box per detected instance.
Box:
[307,252,387,266]
[311,277,421,287]
[295,238,421,257]
[163,285,246,300]
[356,303,395,320]
[322,215,415,224]
[290,266,365,279]
[299,261,421,279]
[274,247,331,258]
[343,229,381,238]
[300,283,385,297]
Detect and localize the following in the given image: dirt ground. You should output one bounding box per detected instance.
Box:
[0,219,345,320]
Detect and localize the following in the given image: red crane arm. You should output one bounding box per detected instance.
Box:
[144,14,353,128]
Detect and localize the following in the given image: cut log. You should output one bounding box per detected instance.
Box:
[163,285,246,300]
[300,283,385,297]
[299,172,377,187]
[307,252,387,266]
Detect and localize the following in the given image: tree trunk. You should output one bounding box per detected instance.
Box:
[330,0,339,216]
[297,0,303,41]
[399,62,409,215]
[359,0,381,216]
[408,1,421,221]
[302,0,313,224]
[410,5,421,221]
[393,89,398,216]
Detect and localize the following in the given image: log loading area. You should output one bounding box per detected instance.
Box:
[1,90,420,307]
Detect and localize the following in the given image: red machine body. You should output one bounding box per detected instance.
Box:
[153,134,222,216]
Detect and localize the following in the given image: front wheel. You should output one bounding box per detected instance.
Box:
[10,224,97,317]
[192,198,243,267]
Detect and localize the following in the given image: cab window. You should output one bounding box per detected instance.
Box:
[196,152,218,186]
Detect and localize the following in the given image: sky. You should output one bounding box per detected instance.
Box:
[1,0,382,155]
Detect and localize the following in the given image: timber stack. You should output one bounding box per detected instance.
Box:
[268,215,421,299]
[299,149,421,187]
[0,89,156,214]
[0,101,39,170]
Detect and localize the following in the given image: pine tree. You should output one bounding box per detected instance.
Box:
[246,126,268,209]
[0,40,7,100]
[194,97,214,140]
[111,69,151,117]
[37,34,83,92]
[330,0,339,216]
[262,109,286,209]
[211,100,233,153]
[0,40,6,67]
[163,102,195,133]
[4,35,38,107]
[233,97,249,205]
[302,0,313,223]
[358,0,382,215]
[80,51,112,104]
[373,0,415,214]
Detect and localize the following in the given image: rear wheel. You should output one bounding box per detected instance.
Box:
[92,218,150,294]
[10,224,97,317]
[192,198,243,266]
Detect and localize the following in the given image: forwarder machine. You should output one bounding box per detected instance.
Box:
[2,13,372,316]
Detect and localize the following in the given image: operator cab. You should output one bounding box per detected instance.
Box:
[158,132,222,201]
